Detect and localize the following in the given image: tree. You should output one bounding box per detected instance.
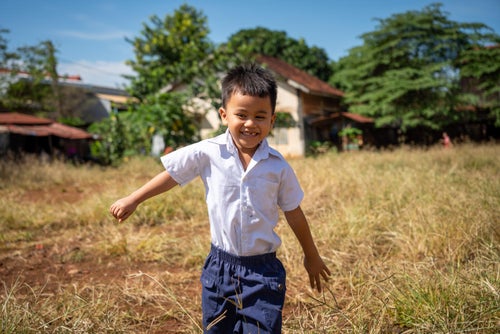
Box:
[3,39,64,117]
[330,3,500,131]
[223,27,332,82]
[91,4,214,164]
[0,29,20,109]
[125,4,216,100]
[458,45,500,126]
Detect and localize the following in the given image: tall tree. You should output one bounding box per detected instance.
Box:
[93,4,214,163]
[223,27,332,82]
[125,4,216,100]
[458,45,500,126]
[330,3,500,131]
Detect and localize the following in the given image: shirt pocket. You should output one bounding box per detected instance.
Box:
[248,177,279,214]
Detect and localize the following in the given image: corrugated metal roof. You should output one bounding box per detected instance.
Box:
[5,123,92,139]
[0,112,92,139]
[0,112,52,125]
[306,112,374,126]
[343,112,374,123]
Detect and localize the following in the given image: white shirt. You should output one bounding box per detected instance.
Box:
[161,130,304,256]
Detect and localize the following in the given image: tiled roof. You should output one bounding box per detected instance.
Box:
[256,55,344,97]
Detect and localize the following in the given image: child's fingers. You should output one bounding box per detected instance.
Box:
[309,273,323,292]
[314,274,322,292]
[321,266,331,281]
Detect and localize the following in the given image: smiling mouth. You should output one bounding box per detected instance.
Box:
[241,131,259,137]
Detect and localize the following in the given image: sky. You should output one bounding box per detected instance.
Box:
[1,0,499,88]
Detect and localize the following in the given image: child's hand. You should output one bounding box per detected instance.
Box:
[109,196,138,223]
[304,255,331,292]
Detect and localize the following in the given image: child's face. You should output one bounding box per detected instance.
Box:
[219,91,276,155]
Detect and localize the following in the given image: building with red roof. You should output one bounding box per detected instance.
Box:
[0,112,93,160]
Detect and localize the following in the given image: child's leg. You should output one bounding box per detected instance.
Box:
[201,245,286,334]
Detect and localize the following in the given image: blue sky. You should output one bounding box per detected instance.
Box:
[1,0,499,87]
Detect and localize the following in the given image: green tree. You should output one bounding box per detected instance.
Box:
[4,39,63,117]
[125,4,216,100]
[223,27,332,81]
[94,4,217,163]
[0,29,20,103]
[459,45,500,126]
[88,92,198,165]
[91,5,216,164]
[88,111,127,166]
[330,3,500,131]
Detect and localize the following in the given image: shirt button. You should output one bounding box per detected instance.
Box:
[278,283,284,291]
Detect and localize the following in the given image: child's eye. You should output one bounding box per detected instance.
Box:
[236,114,246,119]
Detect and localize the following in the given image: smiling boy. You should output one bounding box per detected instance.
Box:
[110,63,331,333]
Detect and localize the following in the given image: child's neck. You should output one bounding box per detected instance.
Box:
[238,149,254,171]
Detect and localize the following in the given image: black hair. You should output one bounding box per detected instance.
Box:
[221,63,277,113]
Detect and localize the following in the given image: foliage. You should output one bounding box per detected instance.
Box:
[273,112,297,128]
[0,29,20,102]
[223,27,332,82]
[459,45,500,126]
[116,4,217,165]
[330,3,500,131]
[307,140,332,155]
[88,112,127,166]
[4,79,53,113]
[339,126,362,139]
[88,92,199,165]
[126,92,199,150]
[0,35,64,118]
[125,4,217,101]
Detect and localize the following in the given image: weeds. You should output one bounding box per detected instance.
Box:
[1,144,499,333]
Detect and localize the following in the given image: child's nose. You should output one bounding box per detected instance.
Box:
[244,118,256,126]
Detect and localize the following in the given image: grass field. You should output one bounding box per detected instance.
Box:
[1,144,499,333]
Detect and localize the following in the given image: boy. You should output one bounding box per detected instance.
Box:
[110,63,331,333]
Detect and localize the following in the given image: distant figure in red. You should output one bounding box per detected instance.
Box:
[442,132,452,148]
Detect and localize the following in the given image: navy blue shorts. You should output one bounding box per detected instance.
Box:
[200,245,287,333]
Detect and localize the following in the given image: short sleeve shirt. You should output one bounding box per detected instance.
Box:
[161,130,304,256]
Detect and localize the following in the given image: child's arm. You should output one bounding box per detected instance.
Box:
[110,170,178,223]
[284,206,331,292]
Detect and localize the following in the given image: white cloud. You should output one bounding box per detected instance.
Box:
[58,30,131,41]
[58,60,135,88]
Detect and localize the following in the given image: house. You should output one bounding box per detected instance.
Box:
[0,68,133,125]
[0,112,93,160]
[54,81,133,124]
[194,56,374,157]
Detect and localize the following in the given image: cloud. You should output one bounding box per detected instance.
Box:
[58,60,135,88]
[58,30,131,41]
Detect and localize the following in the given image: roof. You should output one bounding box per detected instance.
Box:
[0,112,52,125]
[0,112,92,139]
[95,93,135,104]
[0,68,82,83]
[342,112,374,123]
[306,112,374,126]
[256,55,344,97]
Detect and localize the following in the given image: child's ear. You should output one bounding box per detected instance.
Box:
[219,107,228,126]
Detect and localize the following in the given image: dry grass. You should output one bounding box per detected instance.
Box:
[1,144,499,333]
